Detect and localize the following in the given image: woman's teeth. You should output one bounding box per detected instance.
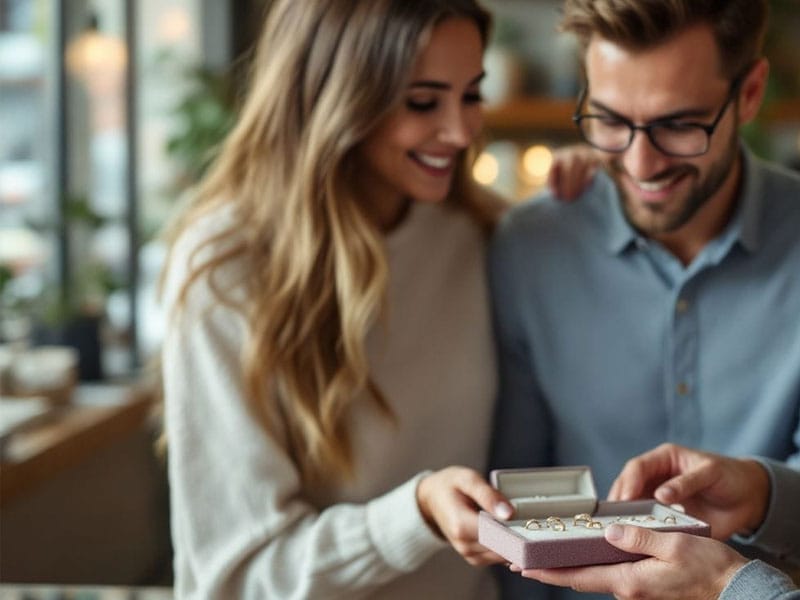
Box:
[414,153,451,169]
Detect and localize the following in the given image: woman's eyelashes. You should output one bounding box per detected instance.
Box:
[405,90,483,113]
[463,90,483,105]
[407,98,438,112]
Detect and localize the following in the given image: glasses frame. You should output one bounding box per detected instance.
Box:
[572,72,747,158]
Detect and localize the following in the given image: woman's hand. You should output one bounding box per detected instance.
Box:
[416,466,513,566]
[547,144,599,201]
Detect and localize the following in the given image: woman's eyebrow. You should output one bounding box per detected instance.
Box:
[410,80,450,90]
[409,71,486,91]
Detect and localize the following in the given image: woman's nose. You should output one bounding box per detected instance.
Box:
[437,107,474,148]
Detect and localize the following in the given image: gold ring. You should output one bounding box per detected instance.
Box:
[587,520,604,529]
[546,516,566,531]
[573,513,592,526]
[662,515,677,524]
[524,518,542,530]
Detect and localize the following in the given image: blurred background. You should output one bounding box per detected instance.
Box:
[0,0,798,595]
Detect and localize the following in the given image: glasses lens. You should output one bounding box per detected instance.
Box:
[578,116,711,157]
[649,124,709,157]
[578,116,631,152]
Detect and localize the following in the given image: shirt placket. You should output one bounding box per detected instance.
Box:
[667,281,701,445]
[636,237,703,445]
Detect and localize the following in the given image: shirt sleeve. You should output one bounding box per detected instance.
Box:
[161,234,445,600]
[720,560,800,600]
[733,458,800,566]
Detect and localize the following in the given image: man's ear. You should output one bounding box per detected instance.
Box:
[737,58,769,125]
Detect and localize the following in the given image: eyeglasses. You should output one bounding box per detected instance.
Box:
[572,75,744,158]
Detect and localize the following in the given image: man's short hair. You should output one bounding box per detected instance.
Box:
[560,0,769,79]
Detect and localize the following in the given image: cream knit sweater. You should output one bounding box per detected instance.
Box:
[163,202,498,599]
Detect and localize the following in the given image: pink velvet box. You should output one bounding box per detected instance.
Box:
[478,466,711,569]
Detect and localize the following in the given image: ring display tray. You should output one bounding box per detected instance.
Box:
[478,466,711,569]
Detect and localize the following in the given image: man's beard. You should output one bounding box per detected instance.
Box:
[608,129,739,237]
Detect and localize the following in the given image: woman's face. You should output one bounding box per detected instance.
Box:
[356,17,485,228]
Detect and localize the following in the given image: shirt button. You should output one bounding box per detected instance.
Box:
[676,382,690,396]
[676,298,690,313]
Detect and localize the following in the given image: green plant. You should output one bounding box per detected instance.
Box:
[164,60,237,188]
[22,195,121,327]
[0,264,12,300]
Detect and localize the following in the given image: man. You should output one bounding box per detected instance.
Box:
[518,443,800,599]
[488,1,800,598]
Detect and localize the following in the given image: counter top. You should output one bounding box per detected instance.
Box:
[0,584,172,599]
[0,383,156,505]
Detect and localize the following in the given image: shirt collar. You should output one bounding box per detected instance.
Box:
[601,174,638,255]
[602,143,766,256]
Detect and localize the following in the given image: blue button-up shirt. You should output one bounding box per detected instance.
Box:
[489,147,800,599]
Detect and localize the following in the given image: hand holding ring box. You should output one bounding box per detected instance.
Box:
[478,466,711,569]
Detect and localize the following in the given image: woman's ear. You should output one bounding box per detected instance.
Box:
[737,58,769,125]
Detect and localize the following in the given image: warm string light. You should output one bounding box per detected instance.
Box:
[65,13,128,131]
[473,151,500,185]
[473,142,556,200]
[65,14,127,88]
[521,144,553,185]
[158,6,192,43]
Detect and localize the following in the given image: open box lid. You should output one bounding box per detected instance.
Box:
[490,466,597,519]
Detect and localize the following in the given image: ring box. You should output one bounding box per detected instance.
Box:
[478,466,711,569]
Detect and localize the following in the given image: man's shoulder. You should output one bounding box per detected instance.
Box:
[751,155,800,201]
[757,156,800,185]
[750,158,800,232]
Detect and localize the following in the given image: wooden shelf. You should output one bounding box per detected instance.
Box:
[484,97,576,132]
[484,96,800,133]
[763,99,800,123]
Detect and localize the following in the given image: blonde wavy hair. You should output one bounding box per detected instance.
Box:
[164,0,497,483]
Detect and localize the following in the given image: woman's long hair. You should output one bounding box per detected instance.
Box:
[164,0,496,483]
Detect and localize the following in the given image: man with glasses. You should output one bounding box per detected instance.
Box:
[488,1,800,598]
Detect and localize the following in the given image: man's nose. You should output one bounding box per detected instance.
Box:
[620,130,673,181]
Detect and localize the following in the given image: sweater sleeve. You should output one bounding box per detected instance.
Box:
[720,560,800,600]
[162,230,446,600]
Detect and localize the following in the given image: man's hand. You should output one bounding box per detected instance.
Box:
[518,523,748,600]
[608,443,770,539]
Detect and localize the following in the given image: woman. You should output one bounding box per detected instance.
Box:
[161,1,514,597]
